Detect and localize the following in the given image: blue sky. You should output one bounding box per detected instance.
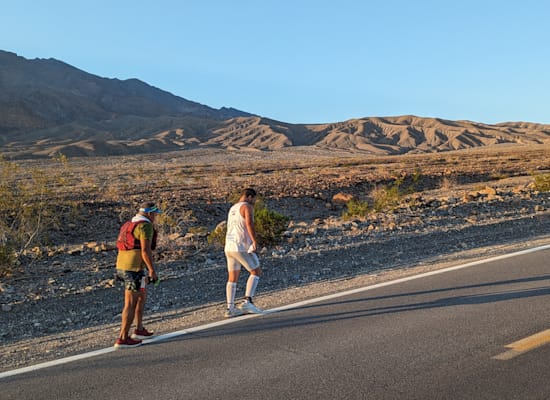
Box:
[2,0,549,124]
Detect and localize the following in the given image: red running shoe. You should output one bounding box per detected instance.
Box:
[114,337,142,349]
[132,327,154,340]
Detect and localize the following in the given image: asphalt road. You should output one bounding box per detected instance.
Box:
[2,245,550,399]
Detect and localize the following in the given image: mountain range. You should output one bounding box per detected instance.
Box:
[1,49,550,159]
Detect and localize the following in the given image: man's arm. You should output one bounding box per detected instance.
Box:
[140,236,157,281]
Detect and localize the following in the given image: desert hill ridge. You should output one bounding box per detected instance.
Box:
[1,50,550,159]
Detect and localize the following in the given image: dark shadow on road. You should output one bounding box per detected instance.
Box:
[289,274,550,311]
[156,275,550,342]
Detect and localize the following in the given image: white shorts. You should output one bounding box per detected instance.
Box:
[225,251,260,272]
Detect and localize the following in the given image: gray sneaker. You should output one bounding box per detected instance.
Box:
[238,301,264,315]
[224,307,244,318]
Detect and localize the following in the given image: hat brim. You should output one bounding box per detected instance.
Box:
[140,206,162,214]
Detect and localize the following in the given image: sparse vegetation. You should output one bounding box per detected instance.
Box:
[0,155,73,275]
[343,199,370,219]
[371,172,421,212]
[208,198,289,248]
[254,204,290,246]
[0,145,548,277]
[372,184,403,212]
[207,222,226,248]
[532,173,550,192]
[439,176,456,190]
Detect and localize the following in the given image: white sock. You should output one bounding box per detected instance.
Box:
[226,282,237,309]
[245,275,260,299]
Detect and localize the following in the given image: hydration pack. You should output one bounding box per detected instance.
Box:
[116,220,157,250]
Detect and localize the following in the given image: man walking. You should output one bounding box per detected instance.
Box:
[224,188,264,317]
[114,202,161,348]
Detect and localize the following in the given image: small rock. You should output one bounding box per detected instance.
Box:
[67,245,84,255]
[165,233,180,241]
[332,192,356,204]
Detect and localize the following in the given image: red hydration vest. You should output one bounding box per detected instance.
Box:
[116,220,157,250]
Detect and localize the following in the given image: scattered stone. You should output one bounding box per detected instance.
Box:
[332,192,356,204]
[168,233,182,241]
[479,186,497,196]
[67,245,84,255]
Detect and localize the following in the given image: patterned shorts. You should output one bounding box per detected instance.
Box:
[116,269,145,292]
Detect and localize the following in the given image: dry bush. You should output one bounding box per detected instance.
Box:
[0,155,76,275]
[532,173,550,191]
[439,176,456,190]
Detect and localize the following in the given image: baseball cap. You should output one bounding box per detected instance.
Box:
[139,202,162,214]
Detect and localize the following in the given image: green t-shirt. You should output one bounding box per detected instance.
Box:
[116,222,154,272]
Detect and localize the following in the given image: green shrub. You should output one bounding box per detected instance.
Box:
[370,173,422,212]
[343,199,370,219]
[372,184,403,211]
[254,206,290,246]
[207,222,227,247]
[207,200,289,248]
[532,173,550,192]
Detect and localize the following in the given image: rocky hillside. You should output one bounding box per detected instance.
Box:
[2,50,550,159]
[0,50,251,154]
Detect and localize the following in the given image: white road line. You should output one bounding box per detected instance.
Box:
[0,348,115,379]
[2,243,549,379]
[268,244,550,312]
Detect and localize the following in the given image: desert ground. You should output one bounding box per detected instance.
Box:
[1,144,549,373]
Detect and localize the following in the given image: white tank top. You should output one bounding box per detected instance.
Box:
[225,202,253,252]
